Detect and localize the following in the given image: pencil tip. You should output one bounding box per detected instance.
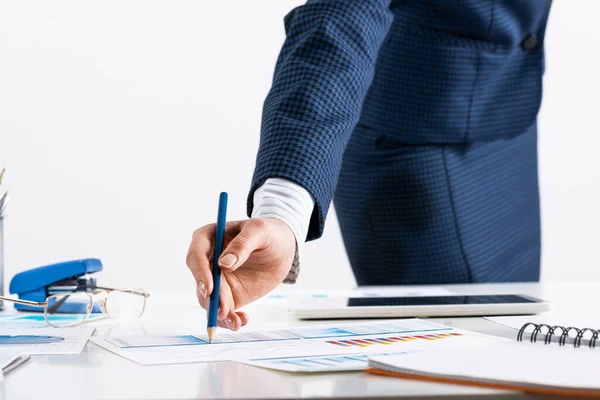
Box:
[207,327,217,343]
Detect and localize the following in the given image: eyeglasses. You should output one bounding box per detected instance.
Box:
[0,284,150,328]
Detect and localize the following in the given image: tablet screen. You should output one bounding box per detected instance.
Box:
[347,295,539,307]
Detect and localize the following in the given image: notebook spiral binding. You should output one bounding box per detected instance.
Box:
[517,322,600,348]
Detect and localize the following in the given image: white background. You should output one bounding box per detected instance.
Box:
[0,1,598,295]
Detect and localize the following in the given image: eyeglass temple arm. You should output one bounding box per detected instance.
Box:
[77,284,149,297]
[0,295,46,307]
[79,284,114,291]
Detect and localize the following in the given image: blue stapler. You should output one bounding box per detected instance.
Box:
[9,258,103,313]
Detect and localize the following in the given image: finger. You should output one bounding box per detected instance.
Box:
[198,295,209,311]
[227,312,243,331]
[237,311,250,327]
[219,219,270,272]
[217,319,233,329]
[186,225,216,298]
[214,311,247,330]
[217,312,241,331]
[188,221,244,296]
[217,278,234,321]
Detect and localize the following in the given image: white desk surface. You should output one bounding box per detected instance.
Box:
[2,282,594,400]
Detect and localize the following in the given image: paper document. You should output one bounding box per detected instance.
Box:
[0,313,105,328]
[242,352,409,373]
[0,327,94,355]
[91,319,507,367]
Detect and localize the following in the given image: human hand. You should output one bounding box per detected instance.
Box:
[186,218,296,331]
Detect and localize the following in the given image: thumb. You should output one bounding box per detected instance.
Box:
[218,219,269,271]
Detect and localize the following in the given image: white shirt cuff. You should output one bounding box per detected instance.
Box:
[251,178,315,282]
[252,178,314,247]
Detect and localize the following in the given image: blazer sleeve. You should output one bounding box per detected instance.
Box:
[247,0,393,241]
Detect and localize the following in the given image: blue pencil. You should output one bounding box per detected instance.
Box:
[207,192,228,343]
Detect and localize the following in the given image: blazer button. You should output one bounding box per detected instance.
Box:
[521,34,539,51]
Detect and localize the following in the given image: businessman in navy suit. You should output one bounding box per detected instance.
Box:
[187,0,551,330]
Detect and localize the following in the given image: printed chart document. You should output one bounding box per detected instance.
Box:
[0,327,94,355]
[242,352,407,373]
[0,313,105,328]
[91,319,508,368]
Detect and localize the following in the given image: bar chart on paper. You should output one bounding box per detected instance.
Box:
[326,332,463,348]
[243,353,409,373]
[90,319,508,367]
[244,333,466,372]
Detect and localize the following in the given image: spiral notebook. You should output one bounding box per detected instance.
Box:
[366,321,600,397]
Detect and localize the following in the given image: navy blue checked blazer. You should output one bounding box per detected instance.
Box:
[248,0,551,285]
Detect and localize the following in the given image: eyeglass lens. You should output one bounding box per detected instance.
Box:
[45,292,93,327]
[104,290,146,322]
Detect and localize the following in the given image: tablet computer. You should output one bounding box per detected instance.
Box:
[290,294,549,320]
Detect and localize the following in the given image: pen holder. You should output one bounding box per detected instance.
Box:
[0,216,4,310]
